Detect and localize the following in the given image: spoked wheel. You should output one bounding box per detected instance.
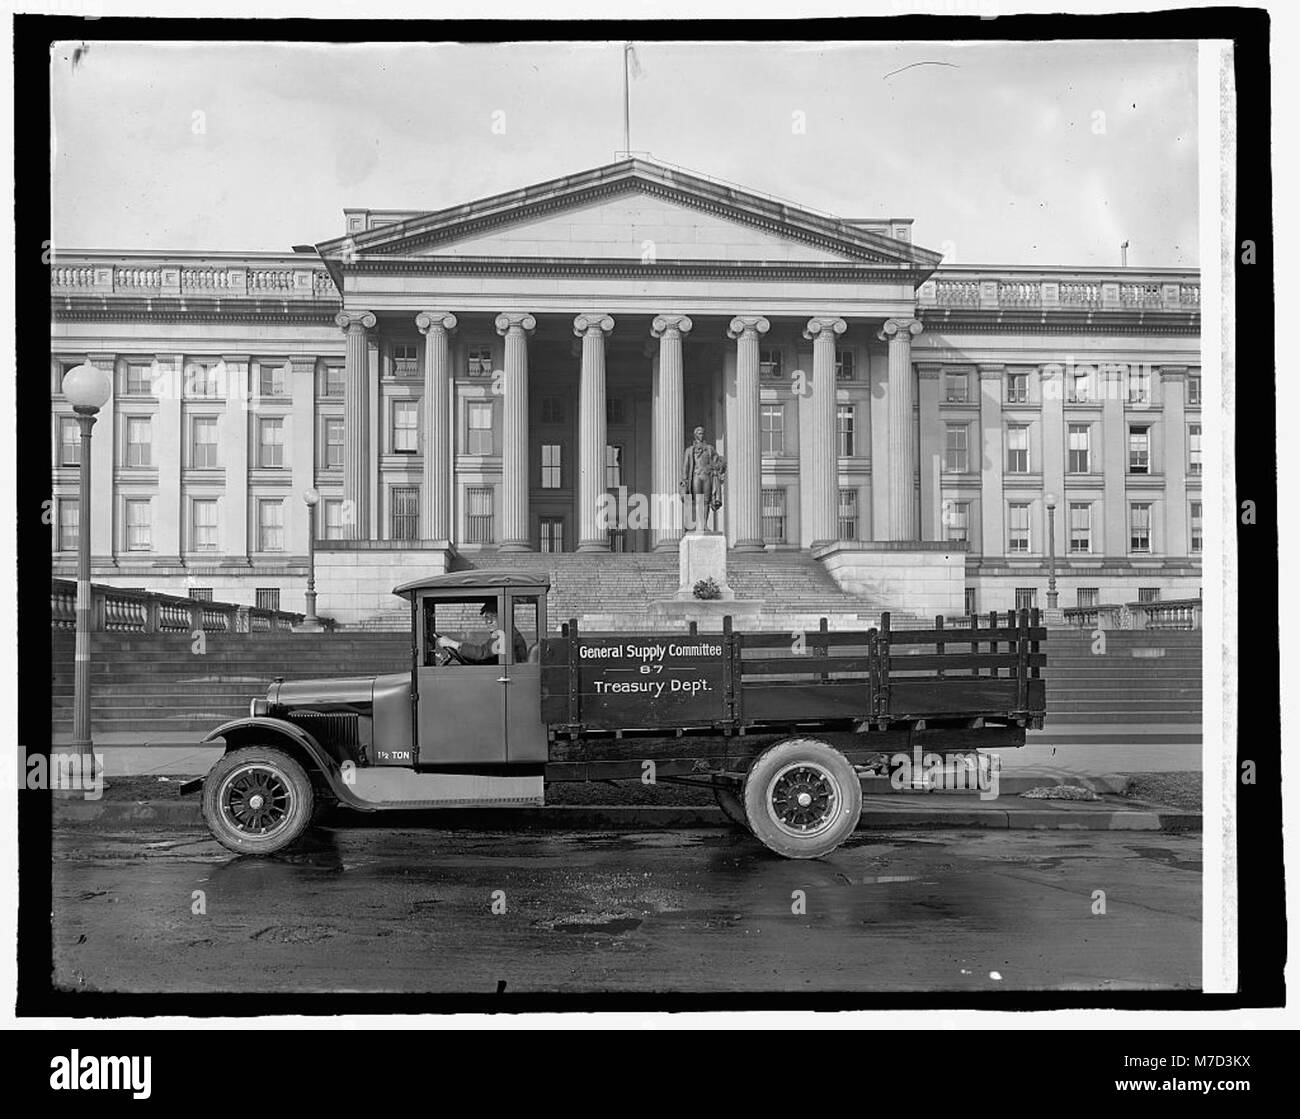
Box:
[712,779,749,831]
[743,738,863,859]
[202,746,314,855]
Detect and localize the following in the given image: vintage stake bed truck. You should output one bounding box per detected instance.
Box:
[188,572,1047,860]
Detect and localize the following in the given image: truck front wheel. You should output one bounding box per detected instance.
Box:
[743,738,862,859]
[202,746,315,855]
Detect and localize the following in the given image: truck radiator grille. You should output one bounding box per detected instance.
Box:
[288,712,360,752]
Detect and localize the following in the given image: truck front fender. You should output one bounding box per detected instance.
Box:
[198,716,365,806]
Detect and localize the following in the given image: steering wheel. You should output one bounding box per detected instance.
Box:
[430,633,468,667]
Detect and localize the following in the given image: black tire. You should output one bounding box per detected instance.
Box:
[201,746,315,855]
[742,737,863,859]
[712,780,749,830]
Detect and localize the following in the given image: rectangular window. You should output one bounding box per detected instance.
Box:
[125,417,152,467]
[759,348,783,379]
[1005,372,1028,403]
[1067,370,1091,403]
[123,363,154,396]
[944,372,969,403]
[606,397,626,426]
[186,361,223,399]
[1138,587,1161,604]
[190,587,214,602]
[760,404,784,454]
[1006,425,1029,473]
[259,362,287,398]
[541,443,562,489]
[1187,373,1201,406]
[944,500,969,544]
[466,486,494,544]
[1129,502,1152,553]
[466,345,494,378]
[59,417,80,466]
[321,365,345,398]
[540,396,565,425]
[1128,368,1151,404]
[944,424,968,473]
[323,499,345,541]
[1190,500,1203,554]
[835,349,855,381]
[258,417,285,468]
[837,489,857,540]
[57,498,78,552]
[1128,425,1150,474]
[837,405,855,457]
[191,417,218,469]
[466,401,493,454]
[258,499,285,552]
[1007,502,1030,553]
[125,498,151,551]
[605,444,623,489]
[540,516,564,553]
[964,587,977,617]
[1076,587,1099,609]
[1188,423,1202,476]
[191,498,218,552]
[390,485,419,540]
[1014,587,1037,612]
[1067,423,1091,474]
[1068,502,1092,554]
[392,399,419,453]
[392,343,419,378]
[761,488,786,543]
[323,417,344,469]
[255,588,280,612]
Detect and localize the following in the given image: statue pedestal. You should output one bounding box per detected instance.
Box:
[676,530,735,600]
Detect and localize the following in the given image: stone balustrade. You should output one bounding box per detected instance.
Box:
[50,578,315,634]
[50,254,338,301]
[1061,597,1202,631]
[919,267,1200,313]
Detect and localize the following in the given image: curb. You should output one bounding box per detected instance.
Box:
[53,798,1200,832]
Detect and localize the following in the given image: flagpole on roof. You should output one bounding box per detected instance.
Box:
[622,42,631,155]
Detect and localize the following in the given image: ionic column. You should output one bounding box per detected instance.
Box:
[802,316,847,547]
[651,314,691,550]
[575,313,615,551]
[336,310,376,538]
[727,315,770,551]
[879,317,923,541]
[416,311,457,542]
[496,312,536,550]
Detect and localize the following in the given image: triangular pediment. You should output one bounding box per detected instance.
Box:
[317,159,941,273]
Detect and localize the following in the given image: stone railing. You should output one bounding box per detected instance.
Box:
[51,254,338,301]
[920,267,1200,314]
[1061,597,1202,631]
[50,578,319,634]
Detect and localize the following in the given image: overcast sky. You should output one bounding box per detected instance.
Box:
[51,38,1199,267]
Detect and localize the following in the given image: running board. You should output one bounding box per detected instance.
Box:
[345,768,544,810]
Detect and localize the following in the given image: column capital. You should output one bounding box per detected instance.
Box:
[335,309,376,332]
[574,312,614,337]
[978,363,1006,379]
[416,311,458,334]
[877,317,922,343]
[727,315,770,340]
[1159,365,1189,380]
[802,316,847,342]
[651,314,693,339]
[495,312,536,336]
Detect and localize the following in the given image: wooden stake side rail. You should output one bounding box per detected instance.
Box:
[540,610,1047,740]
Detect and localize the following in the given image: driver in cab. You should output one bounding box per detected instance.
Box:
[434,601,529,665]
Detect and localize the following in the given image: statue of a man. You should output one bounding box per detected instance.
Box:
[680,426,726,532]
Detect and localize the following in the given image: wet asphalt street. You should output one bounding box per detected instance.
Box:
[52,821,1202,994]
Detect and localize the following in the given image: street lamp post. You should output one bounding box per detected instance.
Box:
[1044,492,1059,610]
[301,488,321,630]
[62,362,113,776]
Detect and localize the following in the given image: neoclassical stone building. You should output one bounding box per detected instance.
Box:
[50,158,1202,623]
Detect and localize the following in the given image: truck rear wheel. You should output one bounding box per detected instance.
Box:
[712,779,749,830]
[202,746,315,856]
[743,738,862,859]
